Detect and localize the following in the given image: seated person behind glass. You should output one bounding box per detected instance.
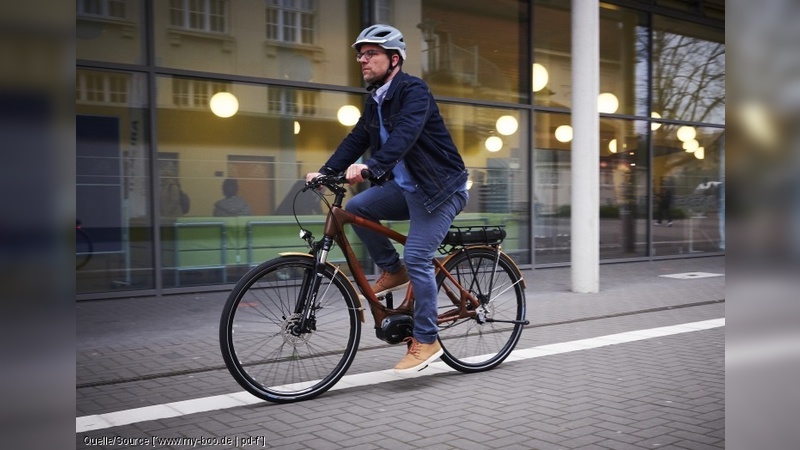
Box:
[213,178,253,217]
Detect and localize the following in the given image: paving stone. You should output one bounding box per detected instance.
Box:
[76,257,725,450]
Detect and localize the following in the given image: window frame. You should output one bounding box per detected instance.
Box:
[169,0,230,34]
[265,0,317,45]
[266,87,318,116]
[76,71,130,105]
[171,79,231,109]
[77,0,127,20]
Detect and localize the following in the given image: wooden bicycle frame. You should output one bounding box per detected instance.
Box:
[321,204,482,330]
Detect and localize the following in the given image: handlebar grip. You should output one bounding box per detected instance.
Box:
[360,168,373,180]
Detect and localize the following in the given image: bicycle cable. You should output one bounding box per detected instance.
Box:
[293,176,341,250]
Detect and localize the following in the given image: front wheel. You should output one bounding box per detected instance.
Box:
[436,248,526,372]
[219,255,361,403]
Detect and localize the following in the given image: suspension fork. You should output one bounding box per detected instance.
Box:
[293,235,335,333]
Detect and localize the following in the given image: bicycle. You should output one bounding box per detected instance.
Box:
[219,172,528,403]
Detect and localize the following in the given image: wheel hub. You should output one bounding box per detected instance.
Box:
[475,295,494,324]
[281,313,312,346]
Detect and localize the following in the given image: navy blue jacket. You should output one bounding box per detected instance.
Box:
[320,71,468,212]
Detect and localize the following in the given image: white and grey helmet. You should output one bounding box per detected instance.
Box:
[352,24,406,61]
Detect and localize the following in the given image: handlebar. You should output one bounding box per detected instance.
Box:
[306,169,375,190]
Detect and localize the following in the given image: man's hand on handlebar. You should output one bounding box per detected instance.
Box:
[345,163,369,184]
[305,165,371,189]
[305,172,322,185]
[305,171,326,191]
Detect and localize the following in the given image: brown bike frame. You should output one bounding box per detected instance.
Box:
[321,204,483,330]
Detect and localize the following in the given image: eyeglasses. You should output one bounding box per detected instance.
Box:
[355,50,387,61]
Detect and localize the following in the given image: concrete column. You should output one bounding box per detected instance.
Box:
[571,0,599,293]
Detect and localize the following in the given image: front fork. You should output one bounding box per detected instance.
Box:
[293,236,334,334]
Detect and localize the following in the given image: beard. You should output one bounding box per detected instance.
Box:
[362,68,383,85]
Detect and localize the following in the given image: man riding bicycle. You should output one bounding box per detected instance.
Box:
[306,24,469,375]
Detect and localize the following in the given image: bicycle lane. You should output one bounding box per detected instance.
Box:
[76,257,725,446]
[77,312,724,434]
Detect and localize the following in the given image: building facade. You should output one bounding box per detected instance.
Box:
[76,0,725,299]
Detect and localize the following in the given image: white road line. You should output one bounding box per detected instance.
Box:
[76,318,724,433]
[659,272,725,279]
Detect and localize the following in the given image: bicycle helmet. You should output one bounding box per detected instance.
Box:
[352,24,406,61]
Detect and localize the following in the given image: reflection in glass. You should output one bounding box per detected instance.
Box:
[598,119,649,259]
[652,15,725,124]
[154,0,361,84]
[652,125,725,255]
[155,76,363,287]
[534,0,570,108]
[75,1,725,297]
[534,112,572,264]
[599,6,649,117]
[532,63,549,93]
[209,92,239,118]
[421,0,527,102]
[438,104,530,264]
[534,2,650,116]
[77,0,143,64]
[536,115,653,263]
[76,70,153,293]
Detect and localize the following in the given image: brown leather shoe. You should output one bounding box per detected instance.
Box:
[394,337,443,374]
[371,266,410,297]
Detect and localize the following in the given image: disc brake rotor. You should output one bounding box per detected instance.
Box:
[281,313,312,346]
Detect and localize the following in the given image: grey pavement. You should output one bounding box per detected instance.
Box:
[77,256,725,449]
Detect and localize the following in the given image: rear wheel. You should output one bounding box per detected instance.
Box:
[220,255,361,403]
[436,248,526,372]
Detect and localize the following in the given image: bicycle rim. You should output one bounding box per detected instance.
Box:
[436,248,525,372]
[220,255,361,403]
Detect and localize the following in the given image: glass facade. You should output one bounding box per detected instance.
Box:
[76,0,724,298]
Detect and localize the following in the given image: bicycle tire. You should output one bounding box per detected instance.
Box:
[436,247,526,372]
[220,254,361,403]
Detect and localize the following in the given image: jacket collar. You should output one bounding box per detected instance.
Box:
[384,70,406,101]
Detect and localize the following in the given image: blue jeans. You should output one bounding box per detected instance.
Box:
[345,180,468,344]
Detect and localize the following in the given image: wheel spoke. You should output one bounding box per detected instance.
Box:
[436,249,525,372]
[220,256,360,402]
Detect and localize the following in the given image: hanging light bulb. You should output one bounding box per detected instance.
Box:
[337,105,360,126]
[651,112,662,130]
[694,147,705,159]
[485,135,503,152]
[608,139,617,153]
[683,139,699,152]
[496,115,518,136]
[532,63,549,92]
[676,125,696,142]
[597,93,619,114]
[555,125,573,143]
[210,92,239,118]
